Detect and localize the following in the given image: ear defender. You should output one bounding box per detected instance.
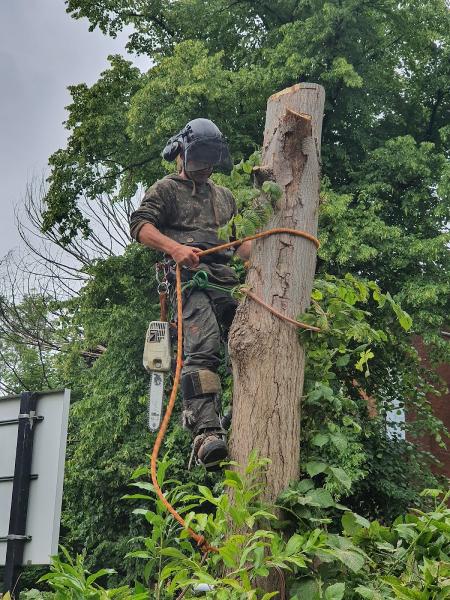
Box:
[162,137,182,161]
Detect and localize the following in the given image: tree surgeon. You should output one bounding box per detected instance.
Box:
[130,118,251,469]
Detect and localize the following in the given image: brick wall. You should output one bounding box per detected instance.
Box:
[413,336,450,478]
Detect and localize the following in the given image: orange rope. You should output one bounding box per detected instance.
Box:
[150,228,320,555]
[150,265,215,553]
[200,227,320,257]
[244,290,321,332]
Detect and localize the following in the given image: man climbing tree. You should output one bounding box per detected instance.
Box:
[129,118,251,469]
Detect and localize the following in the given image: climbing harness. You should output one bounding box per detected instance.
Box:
[149,227,321,558]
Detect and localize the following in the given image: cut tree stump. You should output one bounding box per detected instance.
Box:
[228,83,325,503]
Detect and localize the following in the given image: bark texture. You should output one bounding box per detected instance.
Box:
[228,83,325,502]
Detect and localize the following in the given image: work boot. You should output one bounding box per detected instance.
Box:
[189,429,228,471]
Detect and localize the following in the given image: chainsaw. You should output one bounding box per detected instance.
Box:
[143,321,172,431]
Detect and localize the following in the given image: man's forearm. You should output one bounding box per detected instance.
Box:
[137,223,202,268]
[137,223,178,255]
[137,222,251,265]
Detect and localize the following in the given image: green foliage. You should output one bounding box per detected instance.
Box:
[45,0,450,240]
[44,56,145,243]
[32,459,450,600]
[296,273,445,516]
[319,135,450,362]
[37,190,445,580]
[122,458,201,588]
[0,293,62,393]
[43,40,266,240]
[216,153,285,241]
[352,489,450,599]
[58,244,164,575]
[83,454,372,598]
[53,243,221,577]
[23,546,146,599]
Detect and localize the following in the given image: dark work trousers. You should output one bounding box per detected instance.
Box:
[180,287,238,434]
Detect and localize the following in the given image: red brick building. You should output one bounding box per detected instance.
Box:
[414,335,450,479]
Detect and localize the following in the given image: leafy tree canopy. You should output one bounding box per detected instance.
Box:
[47,0,450,241]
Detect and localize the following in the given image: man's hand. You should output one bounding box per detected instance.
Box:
[171,244,202,268]
[136,224,202,268]
[236,240,252,261]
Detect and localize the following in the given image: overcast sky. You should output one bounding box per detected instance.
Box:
[0,0,149,259]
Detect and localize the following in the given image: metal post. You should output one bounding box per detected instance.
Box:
[3,392,39,598]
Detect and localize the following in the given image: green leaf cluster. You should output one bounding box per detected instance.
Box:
[217,154,284,241]
[28,459,450,600]
[295,273,446,516]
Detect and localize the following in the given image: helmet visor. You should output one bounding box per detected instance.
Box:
[184,136,233,174]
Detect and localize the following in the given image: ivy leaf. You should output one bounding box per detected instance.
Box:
[306,461,329,477]
[307,488,336,508]
[312,433,329,448]
[295,479,316,494]
[290,579,320,600]
[329,467,352,489]
[336,354,350,367]
[327,548,365,573]
[329,433,348,452]
[325,582,345,600]
[342,511,370,535]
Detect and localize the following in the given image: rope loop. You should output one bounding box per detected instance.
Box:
[182,270,210,292]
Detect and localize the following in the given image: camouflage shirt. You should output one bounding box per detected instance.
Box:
[129,174,239,285]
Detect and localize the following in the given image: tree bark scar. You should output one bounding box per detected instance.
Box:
[302,137,315,156]
[274,269,291,300]
[282,111,311,205]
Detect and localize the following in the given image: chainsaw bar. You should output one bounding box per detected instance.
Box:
[148,371,165,431]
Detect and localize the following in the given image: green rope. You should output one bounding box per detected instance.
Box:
[181,270,239,296]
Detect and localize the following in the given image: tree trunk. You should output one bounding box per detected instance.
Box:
[229,83,325,500]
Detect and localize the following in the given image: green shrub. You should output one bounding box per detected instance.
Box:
[32,457,450,599]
